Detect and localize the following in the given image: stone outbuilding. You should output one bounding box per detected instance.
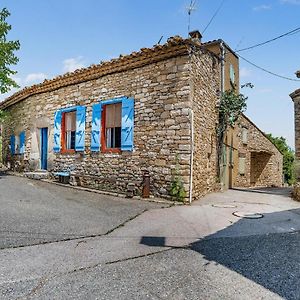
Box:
[290,70,300,158]
[0,34,283,201]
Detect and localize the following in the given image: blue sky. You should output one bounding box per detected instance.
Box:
[1,0,300,148]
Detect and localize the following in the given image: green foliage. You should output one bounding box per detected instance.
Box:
[169,154,187,202]
[266,134,296,185]
[218,89,248,136]
[0,8,20,94]
[216,85,250,179]
[170,176,186,202]
[0,109,9,122]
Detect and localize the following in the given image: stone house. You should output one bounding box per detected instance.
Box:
[290,70,300,158]
[222,114,283,189]
[203,36,282,190]
[0,33,283,201]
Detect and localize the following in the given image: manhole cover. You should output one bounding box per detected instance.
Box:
[212,204,237,208]
[233,211,264,219]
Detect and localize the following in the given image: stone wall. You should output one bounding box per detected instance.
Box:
[191,51,221,200]
[2,51,205,199]
[233,115,283,188]
[293,95,300,159]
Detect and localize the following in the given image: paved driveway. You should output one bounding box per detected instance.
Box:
[1,176,300,299]
[0,174,168,249]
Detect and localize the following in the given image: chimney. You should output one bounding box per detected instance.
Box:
[189,30,202,44]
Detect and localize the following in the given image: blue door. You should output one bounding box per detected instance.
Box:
[41,128,48,170]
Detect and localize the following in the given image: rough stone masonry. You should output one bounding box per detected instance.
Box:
[1,37,222,200]
[0,35,283,201]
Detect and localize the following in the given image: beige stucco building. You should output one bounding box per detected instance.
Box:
[0,33,283,201]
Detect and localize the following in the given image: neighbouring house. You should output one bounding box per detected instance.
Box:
[290,70,300,158]
[0,32,283,201]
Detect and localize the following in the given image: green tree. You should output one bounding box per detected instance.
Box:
[266,134,295,185]
[0,8,20,94]
[217,84,251,179]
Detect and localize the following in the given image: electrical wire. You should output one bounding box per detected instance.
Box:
[236,26,300,52]
[202,0,226,34]
[236,53,300,82]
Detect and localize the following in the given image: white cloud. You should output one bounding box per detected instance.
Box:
[280,0,300,4]
[62,56,86,73]
[253,4,272,11]
[25,73,48,84]
[240,67,252,78]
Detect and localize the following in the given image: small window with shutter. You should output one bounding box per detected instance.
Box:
[239,157,246,175]
[90,97,134,152]
[230,64,235,85]
[103,103,122,149]
[15,135,20,154]
[53,106,86,153]
[242,127,248,144]
[62,111,76,151]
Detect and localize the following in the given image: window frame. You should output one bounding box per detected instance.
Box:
[90,97,134,153]
[14,134,20,154]
[229,64,235,86]
[101,104,122,154]
[242,127,248,145]
[61,109,77,154]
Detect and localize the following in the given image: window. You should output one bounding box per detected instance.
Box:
[242,127,248,144]
[90,97,134,152]
[62,111,76,151]
[102,103,122,151]
[230,64,235,84]
[15,135,20,154]
[239,157,246,175]
[10,131,25,155]
[53,106,86,153]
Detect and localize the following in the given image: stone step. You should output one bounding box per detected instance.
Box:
[24,171,49,180]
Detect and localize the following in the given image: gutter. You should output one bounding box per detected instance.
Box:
[189,108,194,204]
[220,41,225,94]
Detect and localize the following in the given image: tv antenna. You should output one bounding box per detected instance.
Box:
[187,0,197,35]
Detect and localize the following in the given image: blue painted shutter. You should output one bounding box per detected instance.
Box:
[91,103,102,151]
[75,106,86,151]
[19,131,25,154]
[121,98,134,151]
[53,110,62,152]
[10,135,15,155]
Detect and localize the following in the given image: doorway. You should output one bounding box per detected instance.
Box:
[40,128,48,170]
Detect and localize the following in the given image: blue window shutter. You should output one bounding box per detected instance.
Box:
[91,103,102,151]
[53,110,62,152]
[75,106,86,151]
[10,135,15,155]
[121,98,134,151]
[19,131,25,154]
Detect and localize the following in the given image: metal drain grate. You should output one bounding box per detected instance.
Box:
[212,204,237,208]
[233,211,264,219]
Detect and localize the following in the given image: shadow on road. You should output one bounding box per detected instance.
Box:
[232,187,292,198]
[140,208,300,300]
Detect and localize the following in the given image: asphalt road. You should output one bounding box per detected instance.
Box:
[1,175,299,299]
[0,174,167,249]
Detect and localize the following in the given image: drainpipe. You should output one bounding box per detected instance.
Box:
[219,41,225,189]
[189,108,194,204]
[220,40,225,94]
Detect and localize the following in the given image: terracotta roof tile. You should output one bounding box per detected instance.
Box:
[1,35,201,109]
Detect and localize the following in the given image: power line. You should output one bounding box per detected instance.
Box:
[202,0,226,34]
[236,26,300,52]
[237,53,300,82]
